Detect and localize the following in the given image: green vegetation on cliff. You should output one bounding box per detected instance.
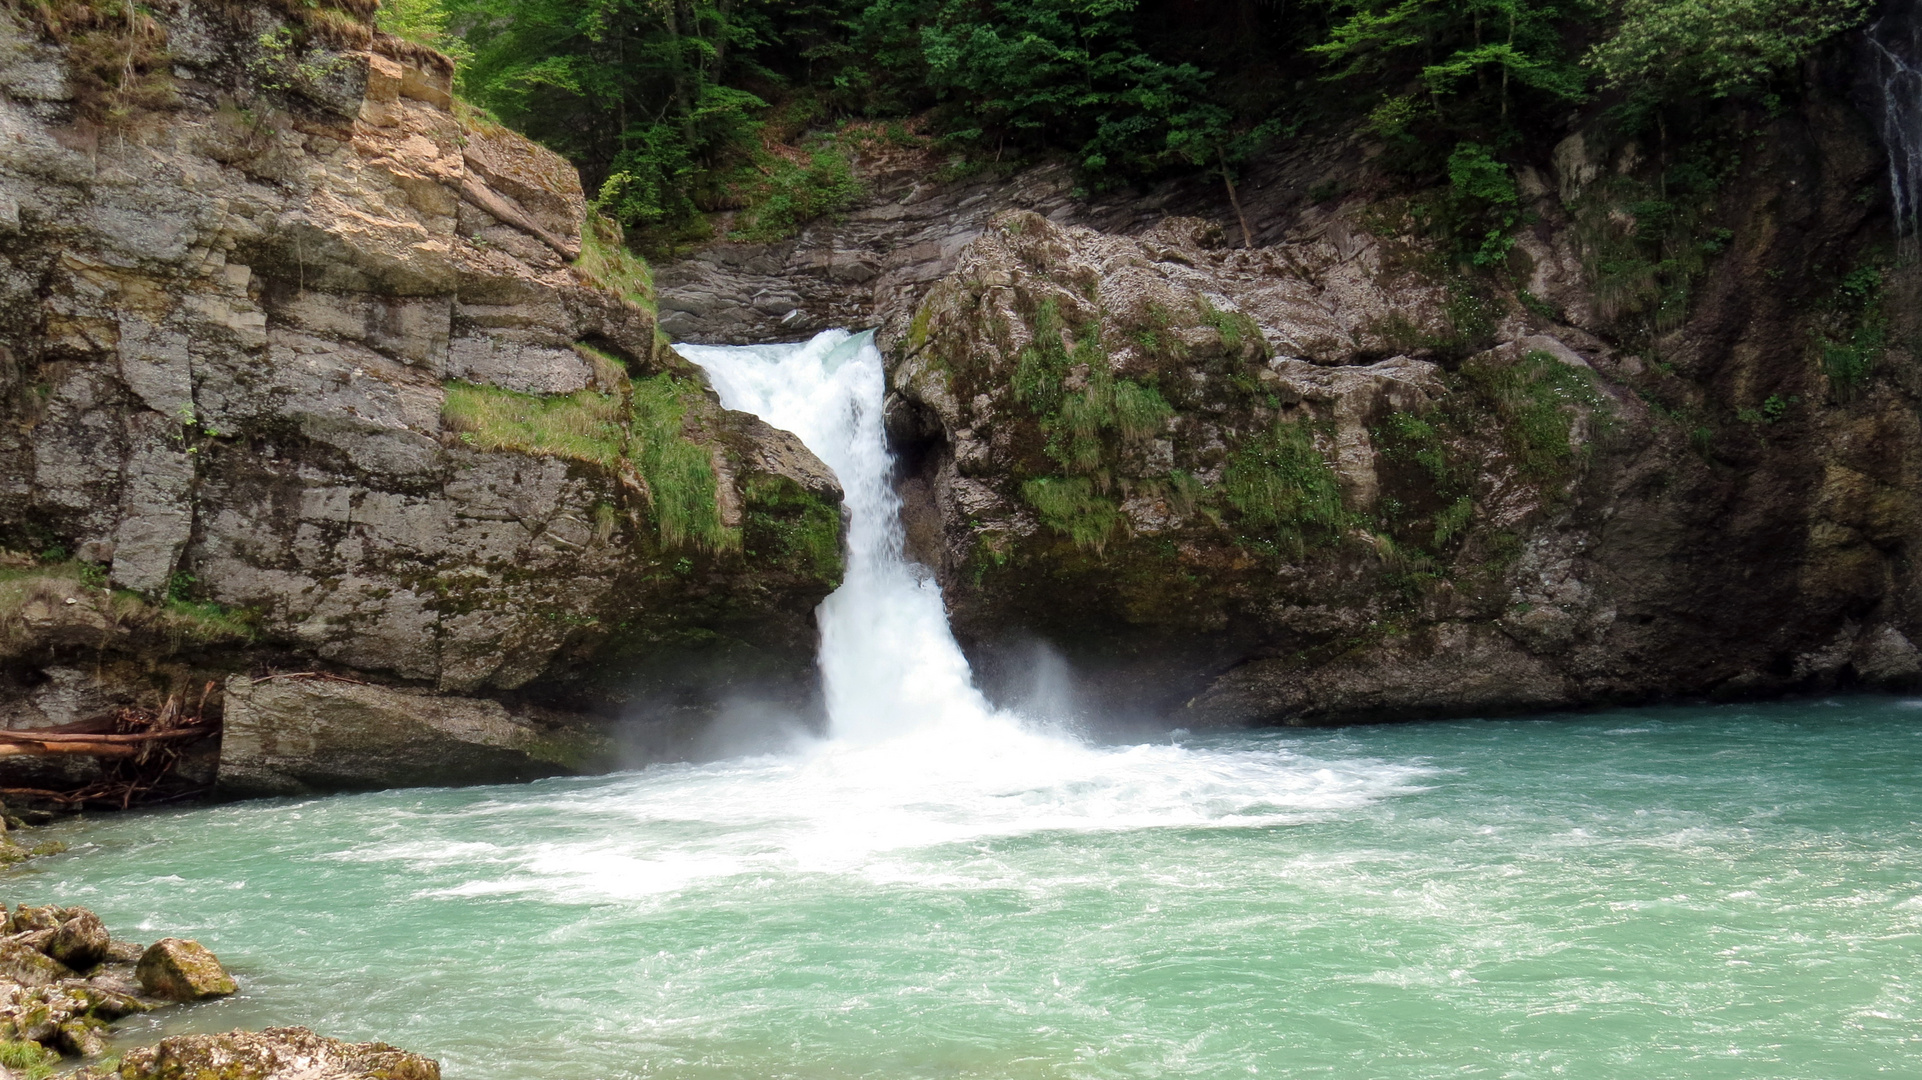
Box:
[441,374,737,554]
[403,0,1870,252]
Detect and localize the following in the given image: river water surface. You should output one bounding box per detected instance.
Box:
[9,333,1919,1077]
[14,701,1922,1078]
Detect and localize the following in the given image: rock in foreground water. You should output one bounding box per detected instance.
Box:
[136,939,237,1001]
[95,1027,440,1080]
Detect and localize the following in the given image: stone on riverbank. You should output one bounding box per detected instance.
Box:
[136,939,237,1001]
[93,1026,440,1080]
[46,910,109,970]
[0,940,69,987]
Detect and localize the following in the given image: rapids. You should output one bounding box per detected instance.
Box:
[8,333,1920,1077]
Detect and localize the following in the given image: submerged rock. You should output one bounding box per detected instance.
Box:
[136,939,237,1002]
[83,1027,439,1080]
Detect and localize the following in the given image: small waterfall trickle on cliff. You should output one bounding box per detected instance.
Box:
[676,330,1003,741]
[1867,0,1922,246]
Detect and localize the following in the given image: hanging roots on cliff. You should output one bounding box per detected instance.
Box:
[0,683,221,809]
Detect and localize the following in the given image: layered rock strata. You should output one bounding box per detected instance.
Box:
[0,2,845,788]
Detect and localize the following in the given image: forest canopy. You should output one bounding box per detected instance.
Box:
[381,0,1878,252]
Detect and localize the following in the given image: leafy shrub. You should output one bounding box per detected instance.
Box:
[731,143,864,243]
[1588,0,1872,101]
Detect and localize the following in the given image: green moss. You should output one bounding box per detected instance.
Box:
[744,475,843,583]
[1462,349,1606,479]
[1221,418,1350,555]
[907,305,934,353]
[1021,476,1122,553]
[442,382,625,467]
[1198,298,1268,359]
[630,375,737,553]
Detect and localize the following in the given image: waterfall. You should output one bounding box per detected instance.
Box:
[1867,0,1922,246]
[675,330,1000,741]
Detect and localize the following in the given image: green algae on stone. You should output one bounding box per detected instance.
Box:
[135,939,237,1001]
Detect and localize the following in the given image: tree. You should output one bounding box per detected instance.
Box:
[1586,0,1872,102]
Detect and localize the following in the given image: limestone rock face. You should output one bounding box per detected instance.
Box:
[658,92,1922,724]
[101,1027,439,1080]
[219,675,618,795]
[135,938,237,1001]
[0,3,846,776]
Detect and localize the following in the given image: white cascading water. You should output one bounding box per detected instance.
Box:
[361,330,1422,904]
[1868,1,1922,247]
[675,330,995,741]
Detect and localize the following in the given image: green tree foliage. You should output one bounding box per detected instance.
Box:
[888,0,1233,175]
[1311,0,1591,150]
[1587,0,1872,102]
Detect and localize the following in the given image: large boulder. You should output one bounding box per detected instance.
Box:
[218,676,619,795]
[135,938,237,1001]
[0,938,71,987]
[0,1,847,788]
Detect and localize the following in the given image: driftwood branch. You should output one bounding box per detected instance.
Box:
[459,176,582,261]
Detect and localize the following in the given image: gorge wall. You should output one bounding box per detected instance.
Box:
[0,1,843,794]
[660,82,1922,726]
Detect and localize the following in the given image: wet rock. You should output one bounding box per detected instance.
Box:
[46,909,109,969]
[0,4,846,781]
[53,1017,105,1057]
[100,1026,440,1080]
[0,939,71,987]
[136,938,237,1001]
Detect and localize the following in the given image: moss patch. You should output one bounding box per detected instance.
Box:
[1221,417,1350,555]
[744,475,842,583]
[1021,476,1123,553]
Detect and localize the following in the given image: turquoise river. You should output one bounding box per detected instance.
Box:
[9,697,1922,1079]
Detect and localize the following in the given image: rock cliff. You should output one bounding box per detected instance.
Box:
[0,1,843,791]
[661,92,1922,725]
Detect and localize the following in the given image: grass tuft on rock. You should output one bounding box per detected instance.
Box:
[1021,476,1122,553]
[441,382,625,467]
[576,209,657,312]
[630,375,738,554]
[1463,350,1605,479]
[1222,418,1350,555]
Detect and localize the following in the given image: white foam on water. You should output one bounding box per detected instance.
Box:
[356,331,1428,903]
